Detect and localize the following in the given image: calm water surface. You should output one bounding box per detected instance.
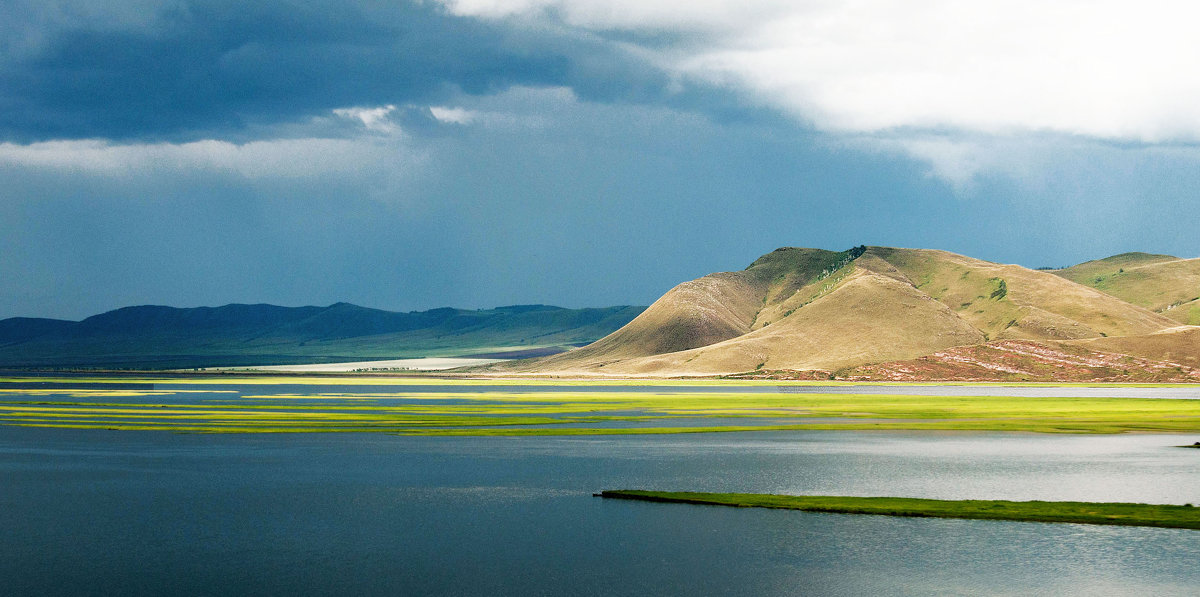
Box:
[2,425,1198,596]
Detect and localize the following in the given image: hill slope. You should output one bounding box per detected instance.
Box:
[532,248,856,366]
[494,246,1192,378]
[1054,253,1200,325]
[0,303,644,369]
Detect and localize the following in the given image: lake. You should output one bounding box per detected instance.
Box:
[2,421,1198,595]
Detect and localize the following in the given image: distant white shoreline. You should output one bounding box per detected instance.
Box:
[219,357,504,372]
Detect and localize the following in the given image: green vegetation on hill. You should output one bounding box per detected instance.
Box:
[9,245,1198,378]
[499,245,1185,377]
[599,491,1200,530]
[752,247,865,330]
[509,247,862,371]
[866,248,1027,340]
[1055,253,1200,324]
[1054,252,1180,282]
[0,303,644,369]
[869,247,1172,340]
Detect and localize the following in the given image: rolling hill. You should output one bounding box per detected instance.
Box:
[0,303,644,369]
[7,246,1197,379]
[1053,252,1200,325]
[490,246,1199,380]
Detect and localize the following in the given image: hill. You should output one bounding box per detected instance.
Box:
[490,246,1197,379]
[0,303,644,369]
[1054,253,1200,325]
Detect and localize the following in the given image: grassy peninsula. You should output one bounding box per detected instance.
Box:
[600,490,1200,530]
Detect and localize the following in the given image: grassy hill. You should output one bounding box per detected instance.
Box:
[1054,253,1200,324]
[530,248,857,366]
[492,246,1195,378]
[0,303,644,369]
[13,247,1196,379]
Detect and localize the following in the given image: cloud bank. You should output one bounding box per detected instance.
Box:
[3,0,1199,320]
[11,0,1196,186]
[442,0,1200,142]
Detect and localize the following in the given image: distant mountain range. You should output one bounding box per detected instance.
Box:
[489,247,1200,381]
[7,247,1199,380]
[0,303,645,369]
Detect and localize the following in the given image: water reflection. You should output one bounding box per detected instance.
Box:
[0,428,1196,596]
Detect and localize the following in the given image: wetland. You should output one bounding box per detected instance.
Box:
[3,374,1199,595]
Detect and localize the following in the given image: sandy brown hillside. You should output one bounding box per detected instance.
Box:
[487,246,1195,378]
[514,247,862,369]
[1054,253,1200,325]
[865,248,1174,340]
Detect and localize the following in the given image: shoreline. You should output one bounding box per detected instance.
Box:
[600,490,1200,530]
[2,369,1199,386]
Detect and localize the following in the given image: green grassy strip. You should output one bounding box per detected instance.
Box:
[600,490,1200,530]
[6,419,1200,435]
[3,408,1200,435]
[2,379,1199,436]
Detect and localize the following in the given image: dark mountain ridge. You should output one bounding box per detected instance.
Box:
[0,302,645,369]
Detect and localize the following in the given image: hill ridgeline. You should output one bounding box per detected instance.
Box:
[488,246,1199,381]
[0,303,645,369]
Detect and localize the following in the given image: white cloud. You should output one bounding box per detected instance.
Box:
[441,0,1200,144]
[439,0,795,31]
[0,133,430,204]
[426,87,583,130]
[0,137,403,177]
[0,94,599,202]
[848,133,1200,195]
[332,105,402,134]
[844,134,1031,192]
[0,104,435,184]
[429,106,479,125]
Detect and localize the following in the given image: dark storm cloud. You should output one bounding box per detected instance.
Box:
[3,1,1197,323]
[0,0,688,142]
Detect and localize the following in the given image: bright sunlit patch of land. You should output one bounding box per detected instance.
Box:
[0,375,1198,435]
[218,357,505,372]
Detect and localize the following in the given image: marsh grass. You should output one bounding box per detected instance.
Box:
[0,376,1197,435]
[600,490,1200,530]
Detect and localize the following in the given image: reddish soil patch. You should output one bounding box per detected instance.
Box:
[837,340,1200,382]
[723,369,834,381]
[740,340,1200,382]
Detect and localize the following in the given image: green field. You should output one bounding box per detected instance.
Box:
[0,375,1198,435]
[600,491,1200,530]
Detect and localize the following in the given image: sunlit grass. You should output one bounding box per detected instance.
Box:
[0,376,1197,436]
[0,388,237,398]
[600,491,1200,530]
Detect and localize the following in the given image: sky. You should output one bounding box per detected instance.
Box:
[3,0,1200,320]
